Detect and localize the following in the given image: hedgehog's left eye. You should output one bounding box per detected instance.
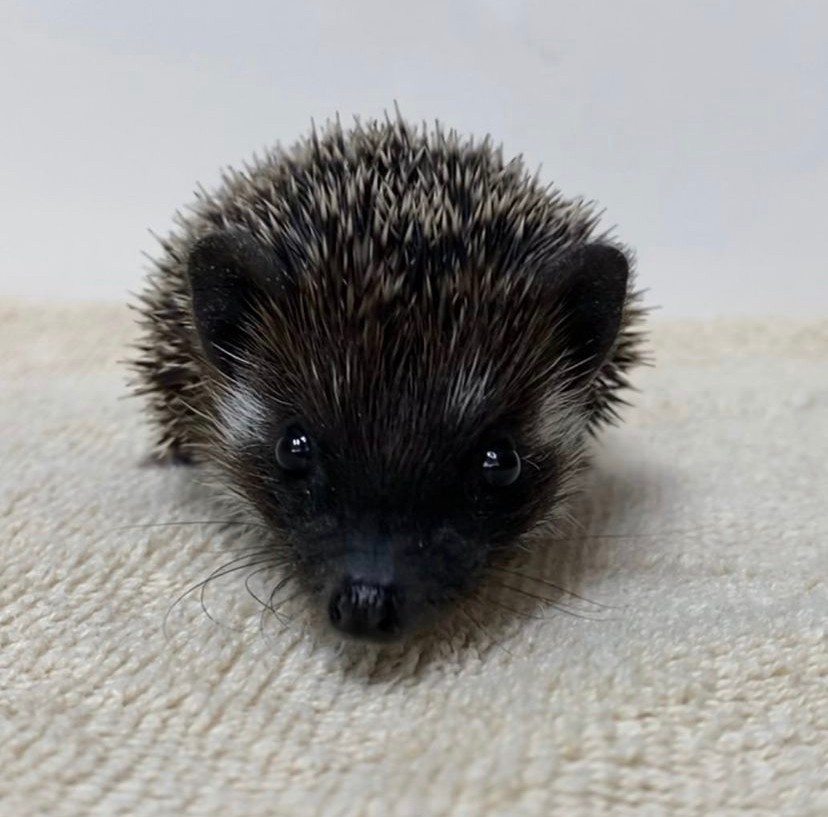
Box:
[276,424,313,473]
[481,440,522,487]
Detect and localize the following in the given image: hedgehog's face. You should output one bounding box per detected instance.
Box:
[244,417,545,642]
[187,230,628,642]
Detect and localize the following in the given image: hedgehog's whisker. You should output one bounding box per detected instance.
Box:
[484,590,609,623]
[163,549,274,641]
[558,523,705,540]
[260,586,305,645]
[197,555,278,633]
[488,565,613,609]
[459,599,513,657]
[559,530,688,540]
[260,573,297,638]
[268,572,298,611]
[253,573,306,645]
[113,520,270,533]
[271,587,304,620]
[484,595,550,621]
[244,563,281,613]
[487,580,613,622]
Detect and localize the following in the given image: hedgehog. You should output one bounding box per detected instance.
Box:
[132,114,646,643]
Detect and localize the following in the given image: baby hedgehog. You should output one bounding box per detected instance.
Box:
[132,116,646,642]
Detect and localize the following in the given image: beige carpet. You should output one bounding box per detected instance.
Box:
[1,300,826,816]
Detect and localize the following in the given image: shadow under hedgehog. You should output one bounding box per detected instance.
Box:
[132,115,646,643]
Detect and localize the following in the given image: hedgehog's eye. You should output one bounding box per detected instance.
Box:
[481,440,521,487]
[276,424,313,473]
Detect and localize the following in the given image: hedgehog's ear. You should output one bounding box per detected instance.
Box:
[187,229,283,376]
[545,243,629,387]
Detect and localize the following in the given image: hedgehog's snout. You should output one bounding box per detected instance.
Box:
[328,578,403,642]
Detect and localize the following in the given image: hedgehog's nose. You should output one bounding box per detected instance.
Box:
[328,579,403,641]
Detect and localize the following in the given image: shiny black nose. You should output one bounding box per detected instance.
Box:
[328,580,403,641]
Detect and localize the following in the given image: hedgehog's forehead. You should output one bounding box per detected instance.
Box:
[246,262,558,437]
[286,340,502,436]
[262,290,544,417]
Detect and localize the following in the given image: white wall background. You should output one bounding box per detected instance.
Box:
[0,0,825,316]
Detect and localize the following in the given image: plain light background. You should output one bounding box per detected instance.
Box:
[0,0,825,316]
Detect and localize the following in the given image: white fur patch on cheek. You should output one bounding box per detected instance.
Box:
[536,387,589,450]
[216,386,268,446]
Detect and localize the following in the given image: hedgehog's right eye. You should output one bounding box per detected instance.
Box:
[480,438,522,487]
[276,424,313,473]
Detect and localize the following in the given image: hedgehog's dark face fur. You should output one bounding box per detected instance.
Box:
[134,119,644,643]
[186,229,628,642]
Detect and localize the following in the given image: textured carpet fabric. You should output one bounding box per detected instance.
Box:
[1,301,826,816]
